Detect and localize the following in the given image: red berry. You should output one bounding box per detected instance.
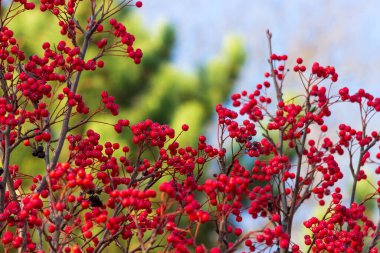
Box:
[181,124,189,131]
[321,125,328,132]
[97,60,104,68]
[109,18,117,26]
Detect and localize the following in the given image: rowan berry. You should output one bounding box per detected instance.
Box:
[182,124,189,131]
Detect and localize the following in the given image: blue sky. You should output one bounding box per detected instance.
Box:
[139,0,380,94]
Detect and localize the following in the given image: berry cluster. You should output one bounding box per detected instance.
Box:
[304,200,376,252]
[0,3,379,252]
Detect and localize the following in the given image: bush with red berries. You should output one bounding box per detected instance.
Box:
[0,1,378,253]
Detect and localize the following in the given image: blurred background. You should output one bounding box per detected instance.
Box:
[135,0,380,151]
[13,0,380,142]
[8,0,380,251]
[139,0,380,89]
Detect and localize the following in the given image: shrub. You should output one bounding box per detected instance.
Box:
[0,1,378,252]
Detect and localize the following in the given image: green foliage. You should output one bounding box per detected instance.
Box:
[11,9,245,148]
